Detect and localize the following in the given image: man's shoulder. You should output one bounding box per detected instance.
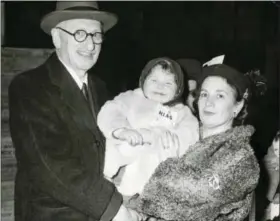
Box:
[12,59,47,82]
[9,61,48,95]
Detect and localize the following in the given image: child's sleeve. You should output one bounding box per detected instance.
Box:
[173,107,199,156]
[97,90,135,138]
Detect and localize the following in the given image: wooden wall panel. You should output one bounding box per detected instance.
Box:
[1,47,53,221]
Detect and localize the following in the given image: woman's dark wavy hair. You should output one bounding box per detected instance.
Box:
[193,69,267,127]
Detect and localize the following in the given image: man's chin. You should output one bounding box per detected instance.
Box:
[78,62,95,71]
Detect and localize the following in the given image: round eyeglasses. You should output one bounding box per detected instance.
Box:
[56,27,104,44]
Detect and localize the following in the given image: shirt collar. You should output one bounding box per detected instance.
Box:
[57,55,88,89]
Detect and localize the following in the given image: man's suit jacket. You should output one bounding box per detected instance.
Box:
[9,53,122,221]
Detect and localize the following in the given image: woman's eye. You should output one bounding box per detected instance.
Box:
[217,94,224,99]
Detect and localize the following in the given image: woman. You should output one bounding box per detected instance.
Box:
[135,64,265,221]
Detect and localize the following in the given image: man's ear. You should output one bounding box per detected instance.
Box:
[234,99,245,116]
[51,28,61,49]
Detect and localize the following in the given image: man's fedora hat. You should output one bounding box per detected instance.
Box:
[41,1,118,34]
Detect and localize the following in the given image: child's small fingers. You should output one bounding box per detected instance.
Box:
[129,135,137,146]
[137,134,143,145]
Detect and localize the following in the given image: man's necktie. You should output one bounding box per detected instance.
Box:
[81,82,96,120]
[81,83,89,101]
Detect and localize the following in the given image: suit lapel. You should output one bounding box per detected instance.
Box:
[46,53,97,135]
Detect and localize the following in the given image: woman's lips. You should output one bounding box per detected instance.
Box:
[203,110,215,116]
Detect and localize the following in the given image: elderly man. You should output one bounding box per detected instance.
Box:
[9,2,141,221]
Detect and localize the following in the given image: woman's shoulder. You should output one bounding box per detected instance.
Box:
[214,126,259,172]
[200,125,255,146]
[186,125,257,164]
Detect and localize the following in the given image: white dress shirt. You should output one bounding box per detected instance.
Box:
[58,56,88,89]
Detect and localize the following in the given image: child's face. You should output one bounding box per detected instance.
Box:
[143,65,177,103]
[272,138,279,157]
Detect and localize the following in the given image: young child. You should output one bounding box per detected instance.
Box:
[97,57,199,197]
[263,131,279,220]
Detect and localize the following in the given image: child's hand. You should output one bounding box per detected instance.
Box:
[138,128,153,145]
[113,128,144,146]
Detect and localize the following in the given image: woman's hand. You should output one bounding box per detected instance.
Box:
[157,130,180,161]
[160,130,179,151]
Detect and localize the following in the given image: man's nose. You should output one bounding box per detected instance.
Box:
[85,36,95,51]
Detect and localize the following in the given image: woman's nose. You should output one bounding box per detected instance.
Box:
[205,97,215,107]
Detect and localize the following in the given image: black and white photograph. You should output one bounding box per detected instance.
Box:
[1,1,279,221]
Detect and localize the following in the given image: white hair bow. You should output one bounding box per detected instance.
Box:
[203,55,225,67]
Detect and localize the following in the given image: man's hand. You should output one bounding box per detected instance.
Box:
[113,128,144,146]
[113,205,144,221]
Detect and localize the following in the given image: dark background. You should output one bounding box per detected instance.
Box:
[3,1,279,156]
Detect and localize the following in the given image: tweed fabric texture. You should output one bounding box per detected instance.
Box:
[137,125,259,221]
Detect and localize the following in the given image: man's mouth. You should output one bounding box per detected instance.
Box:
[78,51,94,57]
